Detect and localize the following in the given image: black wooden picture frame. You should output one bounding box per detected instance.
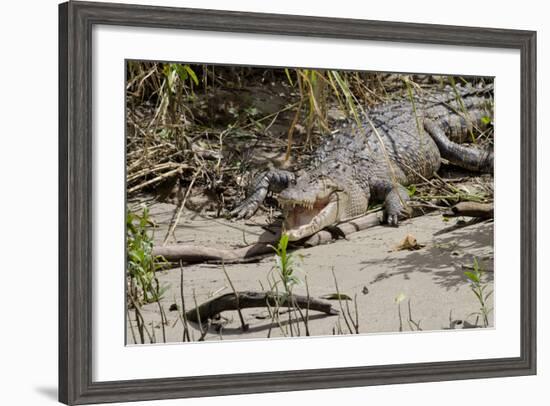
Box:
[59,1,537,404]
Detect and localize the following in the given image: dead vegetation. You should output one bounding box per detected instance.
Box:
[126,62,493,219]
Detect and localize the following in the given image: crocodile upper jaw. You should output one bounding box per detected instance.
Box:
[281,192,346,241]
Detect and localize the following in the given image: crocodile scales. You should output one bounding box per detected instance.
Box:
[231,84,494,241]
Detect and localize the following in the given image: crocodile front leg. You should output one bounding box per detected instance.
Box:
[230,169,295,219]
[383,184,411,226]
[371,180,411,227]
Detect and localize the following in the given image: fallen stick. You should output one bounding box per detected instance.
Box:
[185,291,338,323]
[128,165,185,194]
[153,242,275,263]
[153,211,383,263]
[442,202,494,219]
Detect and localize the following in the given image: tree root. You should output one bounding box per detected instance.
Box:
[185,291,338,323]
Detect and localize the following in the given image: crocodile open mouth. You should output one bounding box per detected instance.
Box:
[280,196,332,231]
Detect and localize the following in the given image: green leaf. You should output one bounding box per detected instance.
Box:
[472,290,483,302]
[464,271,480,284]
[473,257,480,272]
[184,65,199,86]
[484,290,494,301]
[279,233,289,251]
[321,293,353,301]
[173,64,188,81]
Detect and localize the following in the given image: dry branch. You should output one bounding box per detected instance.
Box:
[153,211,384,263]
[153,242,274,263]
[128,165,187,194]
[185,291,338,323]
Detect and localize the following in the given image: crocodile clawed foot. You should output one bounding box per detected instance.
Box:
[229,202,258,220]
[384,205,411,227]
[386,213,400,227]
[383,184,412,227]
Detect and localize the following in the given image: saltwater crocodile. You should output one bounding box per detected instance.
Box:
[231,84,494,241]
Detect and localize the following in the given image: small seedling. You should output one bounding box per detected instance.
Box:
[464,257,493,327]
[269,233,302,295]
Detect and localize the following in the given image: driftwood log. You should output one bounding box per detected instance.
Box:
[153,242,274,263]
[442,202,494,219]
[185,291,338,323]
[152,211,383,263]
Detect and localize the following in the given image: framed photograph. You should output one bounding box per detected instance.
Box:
[59,1,536,404]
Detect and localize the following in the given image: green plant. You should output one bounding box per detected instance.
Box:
[407,184,417,197]
[269,234,302,295]
[163,63,199,91]
[283,68,367,160]
[464,257,493,327]
[266,234,304,337]
[159,63,199,128]
[127,206,169,305]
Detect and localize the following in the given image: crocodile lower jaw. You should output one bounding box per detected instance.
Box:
[283,198,340,241]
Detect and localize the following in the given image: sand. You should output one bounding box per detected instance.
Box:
[126,202,494,344]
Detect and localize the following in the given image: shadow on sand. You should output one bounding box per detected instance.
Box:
[360,221,494,291]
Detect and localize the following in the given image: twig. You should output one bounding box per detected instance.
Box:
[397,302,403,332]
[331,267,353,335]
[344,294,360,334]
[126,307,138,345]
[304,275,311,336]
[221,261,249,332]
[128,294,154,343]
[407,300,422,331]
[128,166,184,194]
[198,320,211,341]
[152,273,167,343]
[179,261,190,342]
[155,296,167,343]
[162,169,200,245]
[127,162,183,183]
[285,75,304,162]
[192,289,205,339]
